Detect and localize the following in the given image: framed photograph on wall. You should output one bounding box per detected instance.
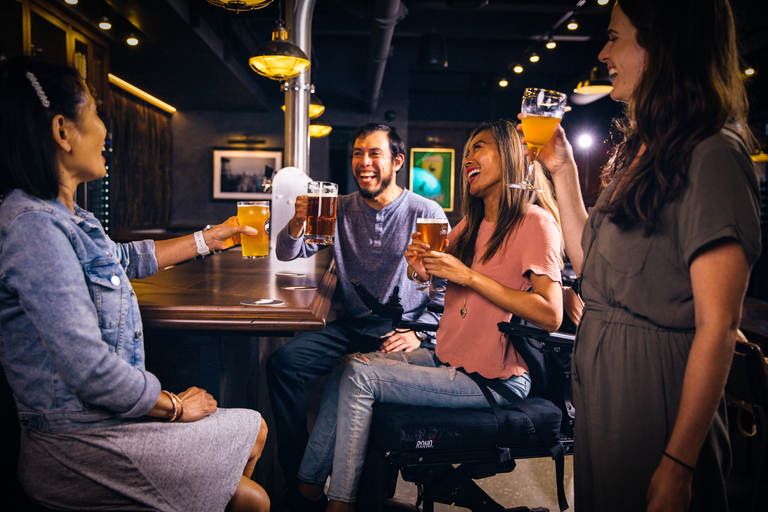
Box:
[409,148,455,212]
[212,148,282,200]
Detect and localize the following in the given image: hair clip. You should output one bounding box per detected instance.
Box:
[25,71,50,108]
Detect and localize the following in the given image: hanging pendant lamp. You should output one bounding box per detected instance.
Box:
[205,0,273,12]
[574,66,613,95]
[249,20,310,80]
[282,93,325,119]
[309,117,332,138]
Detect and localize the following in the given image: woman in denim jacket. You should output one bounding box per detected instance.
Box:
[0,58,269,512]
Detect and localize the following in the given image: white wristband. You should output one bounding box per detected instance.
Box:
[194,230,210,256]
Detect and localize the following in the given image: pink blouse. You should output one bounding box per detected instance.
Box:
[435,206,562,380]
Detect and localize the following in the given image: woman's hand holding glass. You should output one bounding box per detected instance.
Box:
[406,233,472,288]
[516,117,577,183]
[212,216,259,250]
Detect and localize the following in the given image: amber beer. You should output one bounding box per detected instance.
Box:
[305,181,338,245]
[237,201,270,259]
[417,218,448,252]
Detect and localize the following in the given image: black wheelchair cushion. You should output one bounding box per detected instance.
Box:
[369,398,562,453]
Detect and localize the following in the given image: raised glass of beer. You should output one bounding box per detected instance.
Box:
[237,201,270,259]
[415,217,449,292]
[305,181,338,245]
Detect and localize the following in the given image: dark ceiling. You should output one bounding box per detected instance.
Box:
[54,0,768,137]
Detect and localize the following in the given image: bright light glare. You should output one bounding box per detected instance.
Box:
[513,65,523,74]
[598,0,610,5]
[499,78,509,87]
[127,36,139,46]
[577,134,593,149]
[567,20,578,30]
[65,0,78,4]
[546,40,557,49]
[744,67,756,77]
[529,53,539,63]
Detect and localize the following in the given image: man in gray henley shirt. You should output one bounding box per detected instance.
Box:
[266,124,447,505]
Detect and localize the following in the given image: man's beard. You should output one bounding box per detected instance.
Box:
[356,171,393,199]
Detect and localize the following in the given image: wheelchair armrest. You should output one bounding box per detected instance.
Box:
[497,321,575,349]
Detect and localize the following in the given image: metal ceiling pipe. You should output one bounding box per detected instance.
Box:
[284,0,316,173]
[367,0,407,112]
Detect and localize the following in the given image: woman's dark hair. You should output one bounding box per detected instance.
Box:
[448,119,561,267]
[600,0,752,233]
[0,57,87,198]
[353,123,406,164]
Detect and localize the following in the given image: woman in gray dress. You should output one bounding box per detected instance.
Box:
[0,57,269,511]
[528,0,762,511]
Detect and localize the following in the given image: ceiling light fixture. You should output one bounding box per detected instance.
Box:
[65,0,78,5]
[597,0,610,5]
[744,67,756,78]
[282,93,325,119]
[499,78,508,87]
[248,0,310,80]
[574,65,613,95]
[513,64,523,74]
[205,0,274,12]
[567,18,578,30]
[98,16,112,30]
[546,37,556,49]
[309,117,332,138]
[529,53,539,63]
[126,34,139,46]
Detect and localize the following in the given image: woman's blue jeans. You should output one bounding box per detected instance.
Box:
[297,348,531,503]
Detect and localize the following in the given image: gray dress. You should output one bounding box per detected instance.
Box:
[572,130,762,511]
[19,408,262,512]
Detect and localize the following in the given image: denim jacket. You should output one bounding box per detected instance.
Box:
[0,189,161,432]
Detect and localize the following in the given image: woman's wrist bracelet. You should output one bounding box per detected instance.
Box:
[411,270,425,283]
[162,390,184,422]
[162,390,177,422]
[662,451,695,472]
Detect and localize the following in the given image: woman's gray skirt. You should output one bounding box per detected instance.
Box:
[18,408,262,511]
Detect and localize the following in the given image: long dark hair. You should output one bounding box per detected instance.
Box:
[448,119,561,267]
[0,57,86,199]
[600,0,752,233]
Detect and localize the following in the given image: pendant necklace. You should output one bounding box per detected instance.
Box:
[460,287,468,318]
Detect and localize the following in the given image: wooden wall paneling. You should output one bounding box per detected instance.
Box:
[108,86,172,232]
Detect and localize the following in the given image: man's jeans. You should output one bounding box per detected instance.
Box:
[297,348,531,503]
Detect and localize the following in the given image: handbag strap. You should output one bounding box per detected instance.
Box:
[464,370,569,512]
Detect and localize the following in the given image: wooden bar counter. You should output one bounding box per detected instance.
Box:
[132,248,337,333]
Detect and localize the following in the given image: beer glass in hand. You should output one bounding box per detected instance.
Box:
[238,201,270,259]
[305,181,338,245]
[416,218,449,292]
[512,88,567,192]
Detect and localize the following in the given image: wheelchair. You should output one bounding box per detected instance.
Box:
[350,280,577,512]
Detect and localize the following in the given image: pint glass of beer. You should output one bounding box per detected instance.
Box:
[415,217,449,292]
[305,181,338,245]
[237,201,270,259]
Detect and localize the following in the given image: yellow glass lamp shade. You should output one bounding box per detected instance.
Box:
[574,66,613,95]
[309,118,332,138]
[282,94,325,119]
[206,0,273,12]
[249,24,310,80]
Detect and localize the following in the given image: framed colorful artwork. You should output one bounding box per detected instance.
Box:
[409,147,455,212]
